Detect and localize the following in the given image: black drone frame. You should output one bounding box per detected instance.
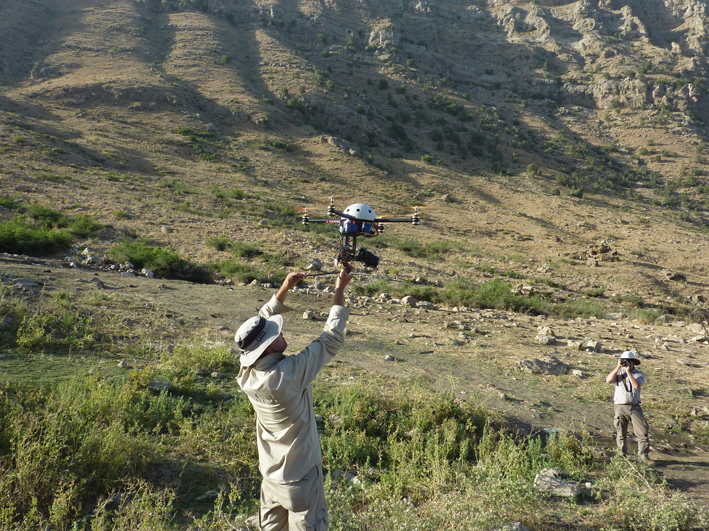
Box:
[301,201,421,269]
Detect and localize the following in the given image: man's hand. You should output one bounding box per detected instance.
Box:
[284,272,307,290]
[333,265,354,306]
[335,265,354,292]
[606,360,623,384]
[275,272,307,303]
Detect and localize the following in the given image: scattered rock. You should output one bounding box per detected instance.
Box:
[538,326,555,336]
[148,380,172,392]
[401,295,417,308]
[495,524,529,531]
[662,269,686,282]
[516,356,568,376]
[117,360,130,369]
[89,278,105,289]
[587,241,619,262]
[586,340,602,353]
[687,323,707,335]
[12,278,40,289]
[534,468,581,497]
[384,354,395,362]
[305,258,323,271]
[537,335,557,345]
[303,309,315,320]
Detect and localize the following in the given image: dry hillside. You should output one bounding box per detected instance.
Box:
[1,0,709,513]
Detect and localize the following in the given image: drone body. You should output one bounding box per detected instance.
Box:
[301,198,421,269]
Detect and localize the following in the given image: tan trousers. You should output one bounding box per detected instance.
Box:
[259,465,328,531]
[614,404,650,458]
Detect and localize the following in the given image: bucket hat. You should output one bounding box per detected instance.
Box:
[618,351,640,365]
[235,314,284,366]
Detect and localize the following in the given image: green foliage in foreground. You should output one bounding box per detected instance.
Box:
[0,371,705,531]
[108,240,212,283]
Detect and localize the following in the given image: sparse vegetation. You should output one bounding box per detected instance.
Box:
[108,240,211,282]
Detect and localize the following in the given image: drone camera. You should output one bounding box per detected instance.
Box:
[355,247,380,269]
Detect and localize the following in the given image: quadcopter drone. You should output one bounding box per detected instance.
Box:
[300,197,421,269]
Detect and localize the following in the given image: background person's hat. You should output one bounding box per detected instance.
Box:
[235,314,284,366]
[618,351,640,365]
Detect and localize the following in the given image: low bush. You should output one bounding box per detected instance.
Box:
[108,240,211,283]
[209,258,286,285]
[232,242,262,258]
[66,214,103,238]
[0,215,73,255]
[207,235,233,252]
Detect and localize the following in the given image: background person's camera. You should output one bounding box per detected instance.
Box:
[620,360,628,367]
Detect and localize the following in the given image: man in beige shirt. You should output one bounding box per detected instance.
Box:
[605,351,650,461]
[235,268,353,530]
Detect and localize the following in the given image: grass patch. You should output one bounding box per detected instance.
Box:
[0,215,73,255]
[209,258,286,285]
[0,361,706,530]
[108,240,211,283]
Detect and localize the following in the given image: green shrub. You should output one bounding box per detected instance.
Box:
[66,214,103,238]
[0,378,187,528]
[166,344,237,374]
[210,259,261,283]
[27,203,67,228]
[108,240,211,283]
[16,307,99,353]
[0,215,73,255]
[232,241,262,258]
[0,195,21,210]
[206,235,233,252]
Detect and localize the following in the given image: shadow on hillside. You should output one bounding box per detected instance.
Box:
[0,94,60,121]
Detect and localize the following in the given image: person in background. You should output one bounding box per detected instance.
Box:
[605,351,650,462]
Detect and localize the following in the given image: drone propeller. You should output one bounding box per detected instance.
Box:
[314,195,347,205]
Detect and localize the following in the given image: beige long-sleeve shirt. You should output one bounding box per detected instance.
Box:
[236,294,350,484]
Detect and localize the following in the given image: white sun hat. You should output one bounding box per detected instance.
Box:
[235,314,284,366]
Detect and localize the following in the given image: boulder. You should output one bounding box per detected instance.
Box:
[401,296,417,308]
[533,468,581,497]
[687,323,707,335]
[516,356,568,376]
